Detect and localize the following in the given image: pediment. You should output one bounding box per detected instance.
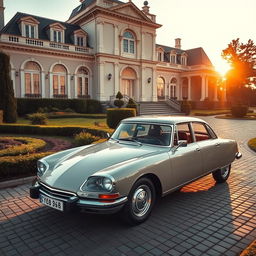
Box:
[110,3,152,23]
[74,29,87,36]
[49,22,66,30]
[19,16,40,25]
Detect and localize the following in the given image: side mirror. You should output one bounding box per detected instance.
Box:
[178,140,187,147]
[107,133,110,139]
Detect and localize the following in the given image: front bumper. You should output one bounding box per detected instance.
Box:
[30,183,127,214]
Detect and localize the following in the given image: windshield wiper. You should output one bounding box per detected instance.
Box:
[118,138,142,146]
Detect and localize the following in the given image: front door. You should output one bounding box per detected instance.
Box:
[121,79,134,98]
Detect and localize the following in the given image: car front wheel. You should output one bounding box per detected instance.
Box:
[212,164,231,183]
[121,178,156,225]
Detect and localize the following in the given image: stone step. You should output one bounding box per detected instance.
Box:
[139,102,182,115]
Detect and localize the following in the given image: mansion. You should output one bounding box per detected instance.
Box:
[0,0,224,106]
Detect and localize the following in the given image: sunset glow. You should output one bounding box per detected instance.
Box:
[215,61,231,77]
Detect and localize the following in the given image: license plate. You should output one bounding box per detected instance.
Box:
[39,194,64,211]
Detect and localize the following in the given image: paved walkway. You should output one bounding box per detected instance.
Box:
[0,117,255,256]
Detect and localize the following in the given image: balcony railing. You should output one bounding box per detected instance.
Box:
[77,95,90,99]
[0,35,92,54]
[53,94,68,99]
[25,93,42,98]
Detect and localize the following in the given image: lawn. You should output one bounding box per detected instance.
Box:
[191,109,230,116]
[17,117,108,128]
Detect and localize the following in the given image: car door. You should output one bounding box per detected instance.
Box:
[191,122,222,174]
[169,122,203,187]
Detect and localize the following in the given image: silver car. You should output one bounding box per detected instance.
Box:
[30,116,242,224]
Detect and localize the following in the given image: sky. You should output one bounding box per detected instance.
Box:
[3,0,256,75]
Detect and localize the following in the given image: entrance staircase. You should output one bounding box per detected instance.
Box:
[139,101,182,116]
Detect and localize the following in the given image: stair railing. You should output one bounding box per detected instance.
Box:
[166,98,181,112]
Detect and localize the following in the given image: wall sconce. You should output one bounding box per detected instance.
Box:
[147,77,151,83]
[45,74,49,79]
[107,73,112,80]
[15,71,19,77]
[71,75,74,81]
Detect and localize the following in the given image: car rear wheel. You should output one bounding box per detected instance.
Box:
[212,164,231,183]
[121,178,156,225]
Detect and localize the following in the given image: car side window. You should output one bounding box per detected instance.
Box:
[176,123,193,144]
[192,122,212,142]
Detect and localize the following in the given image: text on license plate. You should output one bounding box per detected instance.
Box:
[39,194,64,211]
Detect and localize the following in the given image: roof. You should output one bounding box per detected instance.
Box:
[122,116,207,125]
[156,44,213,66]
[69,0,125,19]
[1,12,83,45]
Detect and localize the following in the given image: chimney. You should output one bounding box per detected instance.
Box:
[142,1,150,14]
[175,38,181,49]
[0,0,5,31]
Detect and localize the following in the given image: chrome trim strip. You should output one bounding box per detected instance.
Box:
[235,152,242,159]
[39,189,70,202]
[77,197,128,207]
[39,182,77,196]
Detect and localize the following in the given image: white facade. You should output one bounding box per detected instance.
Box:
[0,0,223,104]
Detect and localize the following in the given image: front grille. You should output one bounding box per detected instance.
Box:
[39,182,76,201]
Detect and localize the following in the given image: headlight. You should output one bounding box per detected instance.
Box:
[37,160,48,177]
[81,176,114,192]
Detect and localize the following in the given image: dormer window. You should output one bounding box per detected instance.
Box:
[170,55,176,64]
[157,48,164,62]
[181,53,187,65]
[19,16,39,39]
[123,31,135,54]
[73,29,87,47]
[48,23,66,44]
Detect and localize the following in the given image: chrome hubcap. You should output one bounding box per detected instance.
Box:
[132,185,152,217]
[221,165,230,178]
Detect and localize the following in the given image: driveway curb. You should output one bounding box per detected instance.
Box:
[0,176,35,189]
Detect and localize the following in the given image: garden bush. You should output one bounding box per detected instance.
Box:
[0,152,52,180]
[0,124,111,138]
[28,113,48,125]
[114,91,124,108]
[0,137,46,156]
[0,110,3,124]
[231,104,248,118]
[74,132,100,146]
[86,99,103,113]
[126,98,138,114]
[107,108,136,129]
[181,100,191,115]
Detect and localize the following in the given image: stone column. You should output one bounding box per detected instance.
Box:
[200,75,206,101]
[41,72,45,98]
[176,78,181,100]
[98,61,106,101]
[49,72,53,98]
[67,74,71,98]
[141,32,145,59]
[205,76,209,98]
[213,78,218,101]
[114,24,119,55]
[20,69,25,97]
[152,68,157,102]
[152,34,156,61]
[97,21,104,53]
[0,0,5,32]
[188,76,192,101]
[141,67,146,101]
[114,62,119,95]
[223,79,227,102]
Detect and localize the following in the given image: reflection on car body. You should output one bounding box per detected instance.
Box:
[30,116,242,224]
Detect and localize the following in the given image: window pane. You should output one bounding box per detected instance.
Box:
[85,78,88,95]
[192,122,210,141]
[123,31,134,39]
[123,39,128,52]
[25,73,31,94]
[53,75,58,94]
[33,74,40,94]
[25,25,30,38]
[77,77,82,95]
[31,26,35,38]
[129,40,134,53]
[25,61,40,71]
[177,123,192,143]
[60,76,65,95]
[53,64,66,73]
[54,31,57,42]
[58,31,62,42]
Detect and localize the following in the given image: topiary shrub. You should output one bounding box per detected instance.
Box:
[126,98,138,114]
[74,131,100,146]
[181,100,191,115]
[114,91,124,108]
[231,104,248,118]
[86,99,102,113]
[0,110,3,124]
[0,52,17,123]
[28,113,48,125]
[107,108,136,129]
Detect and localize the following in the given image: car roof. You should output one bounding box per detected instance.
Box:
[122,115,207,125]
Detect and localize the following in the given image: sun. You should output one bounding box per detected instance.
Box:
[215,61,231,77]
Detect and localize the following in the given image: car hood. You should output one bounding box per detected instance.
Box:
[41,140,164,192]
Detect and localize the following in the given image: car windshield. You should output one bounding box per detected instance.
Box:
[111,123,172,146]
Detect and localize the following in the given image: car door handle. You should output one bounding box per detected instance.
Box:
[196,148,200,151]
[215,143,220,146]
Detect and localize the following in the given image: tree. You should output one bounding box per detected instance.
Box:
[222,39,256,103]
[0,52,17,123]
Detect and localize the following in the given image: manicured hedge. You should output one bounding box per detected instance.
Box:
[0,124,111,138]
[0,152,52,180]
[231,105,248,118]
[107,108,136,129]
[17,98,102,115]
[0,110,3,124]
[0,137,46,156]
[47,113,106,119]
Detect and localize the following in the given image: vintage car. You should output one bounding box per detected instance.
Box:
[30,116,242,224]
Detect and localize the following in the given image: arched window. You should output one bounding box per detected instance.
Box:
[123,31,135,54]
[52,64,67,96]
[170,78,177,99]
[157,77,165,99]
[77,67,89,98]
[24,61,41,97]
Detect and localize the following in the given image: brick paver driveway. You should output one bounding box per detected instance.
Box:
[0,117,255,256]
